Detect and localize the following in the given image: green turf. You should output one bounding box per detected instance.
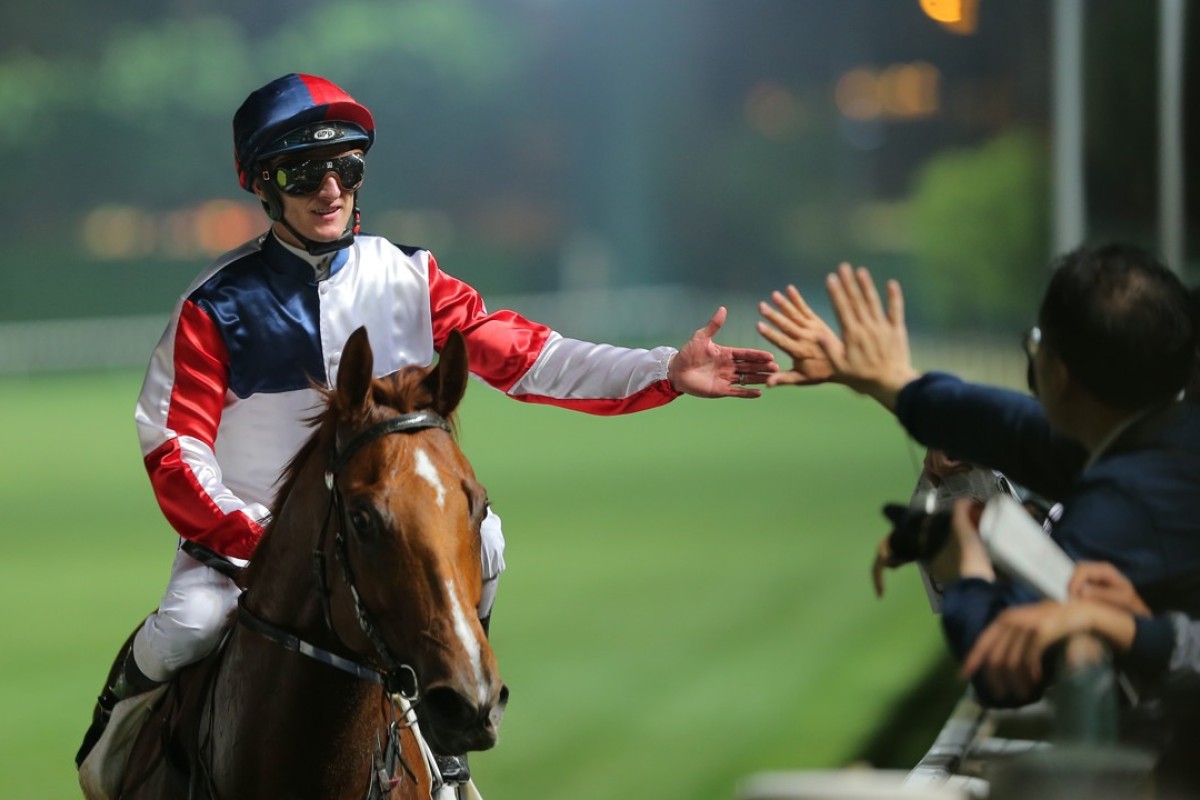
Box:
[0,369,957,799]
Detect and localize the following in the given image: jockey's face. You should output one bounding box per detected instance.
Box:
[257,147,363,247]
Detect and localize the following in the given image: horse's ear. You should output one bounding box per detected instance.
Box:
[337,326,375,412]
[426,329,470,417]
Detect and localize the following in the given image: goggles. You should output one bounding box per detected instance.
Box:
[267,152,365,196]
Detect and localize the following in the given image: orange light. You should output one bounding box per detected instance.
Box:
[81,206,153,259]
[745,82,804,140]
[920,0,978,34]
[194,200,260,256]
[920,0,962,23]
[835,68,883,121]
[880,62,940,118]
[836,62,941,121]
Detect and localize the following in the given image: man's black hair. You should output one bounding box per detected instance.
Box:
[1038,243,1197,411]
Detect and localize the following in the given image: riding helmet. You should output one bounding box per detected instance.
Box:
[232,73,375,192]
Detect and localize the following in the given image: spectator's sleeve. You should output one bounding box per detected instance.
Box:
[940,576,1042,707]
[896,372,1087,500]
[1121,613,1180,676]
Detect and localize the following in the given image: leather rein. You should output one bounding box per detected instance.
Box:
[236,409,453,700]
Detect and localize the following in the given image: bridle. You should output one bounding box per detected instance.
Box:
[237,408,453,699]
[216,408,455,799]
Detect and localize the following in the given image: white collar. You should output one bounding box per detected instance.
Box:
[275,235,335,280]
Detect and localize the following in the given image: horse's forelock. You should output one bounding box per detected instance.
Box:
[269,365,459,518]
[373,366,461,433]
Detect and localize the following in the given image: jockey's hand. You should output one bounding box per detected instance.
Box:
[668,307,778,398]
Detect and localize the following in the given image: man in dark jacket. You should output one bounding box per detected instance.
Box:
[757,244,1200,705]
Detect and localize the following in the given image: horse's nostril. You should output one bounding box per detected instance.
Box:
[423,686,476,728]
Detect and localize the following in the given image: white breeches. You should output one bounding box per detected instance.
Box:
[133,507,507,681]
[132,546,241,682]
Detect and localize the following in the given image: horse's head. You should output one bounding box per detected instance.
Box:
[316,326,507,755]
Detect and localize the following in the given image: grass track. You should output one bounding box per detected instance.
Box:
[0,369,958,800]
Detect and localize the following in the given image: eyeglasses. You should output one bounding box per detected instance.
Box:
[1023,325,1042,395]
[1023,325,1042,362]
[267,153,365,196]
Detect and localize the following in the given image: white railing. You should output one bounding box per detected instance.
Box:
[0,285,1027,381]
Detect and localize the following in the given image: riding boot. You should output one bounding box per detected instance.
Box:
[75,646,163,768]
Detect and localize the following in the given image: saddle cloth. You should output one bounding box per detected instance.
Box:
[78,685,168,800]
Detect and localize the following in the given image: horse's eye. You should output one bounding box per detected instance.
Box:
[349,507,377,538]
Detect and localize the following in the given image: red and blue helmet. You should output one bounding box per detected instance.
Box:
[233,73,375,192]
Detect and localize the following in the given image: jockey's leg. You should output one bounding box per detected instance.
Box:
[75,546,241,768]
[434,506,506,788]
[131,546,242,681]
[476,506,504,634]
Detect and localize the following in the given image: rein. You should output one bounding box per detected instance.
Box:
[236,599,399,687]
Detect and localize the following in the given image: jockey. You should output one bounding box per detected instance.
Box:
[77,72,777,781]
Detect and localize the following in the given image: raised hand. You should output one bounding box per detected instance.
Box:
[757,284,839,387]
[821,263,920,410]
[668,307,778,398]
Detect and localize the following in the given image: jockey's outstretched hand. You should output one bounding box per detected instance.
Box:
[668,307,778,398]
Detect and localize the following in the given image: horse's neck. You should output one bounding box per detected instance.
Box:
[242,467,331,630]
[209,634,392,797]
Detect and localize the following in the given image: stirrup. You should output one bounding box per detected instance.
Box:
[435,754,471,784]
[75,653,162,769]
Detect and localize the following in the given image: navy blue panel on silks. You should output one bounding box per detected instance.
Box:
[188,236,349,398]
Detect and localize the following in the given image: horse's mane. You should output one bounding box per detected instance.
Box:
[268,365,459,523]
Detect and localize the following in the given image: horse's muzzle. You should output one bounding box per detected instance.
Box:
[420,682,509,754]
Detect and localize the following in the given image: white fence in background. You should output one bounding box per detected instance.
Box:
[0,285,1026,386]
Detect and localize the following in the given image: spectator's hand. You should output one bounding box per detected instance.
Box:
[961,601,1088,701]
[821,263,922,411]
[922,449,971,487]
[926,498,996,586]
[962,599,1138,702]
[668,307,778,398]
[757,285,838,386]
[871,535,904,598]
[1069,562,1151,616]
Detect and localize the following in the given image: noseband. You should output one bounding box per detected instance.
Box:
[237,409,452,699]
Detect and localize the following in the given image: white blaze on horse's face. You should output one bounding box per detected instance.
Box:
[412,447,447,508]
[446,579,489,706]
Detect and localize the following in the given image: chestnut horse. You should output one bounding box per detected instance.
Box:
[118,327,507,799]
